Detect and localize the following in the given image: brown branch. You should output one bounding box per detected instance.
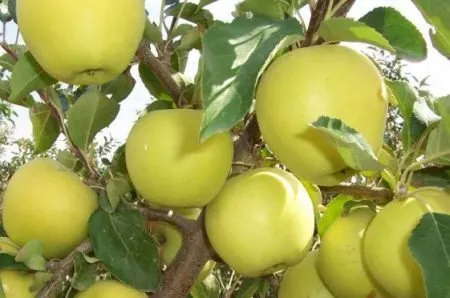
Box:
[320,183,395,203]
[0,42,18,60]
[138,205,196,234]
[136,41,185,104]
[153,212,214,298]
[37,241,92,298]
[301,0,331,47]
[333,0,356,17]
[232,116,261,175]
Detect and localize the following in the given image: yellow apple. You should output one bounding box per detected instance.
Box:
[278,250,334,298]
[205,167,315,277]
[317,206,387,297]
[255,44,388,186]
[363,188,450,298]
[17,0,146,85]
[75,280,146,298]
[0,270,38,298]
[2,158,98,259]
[125,109,233,208]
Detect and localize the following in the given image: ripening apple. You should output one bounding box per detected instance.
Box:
[205,167,315,277]
[255,44,388,186]
[317,206,387,297]
[17,0,146,85]
[2,158,98,259]
[0,269,39,297]
[363,188,450,298]
[278,250,334,298]
[75,280,146,298]
[125,109,233,208]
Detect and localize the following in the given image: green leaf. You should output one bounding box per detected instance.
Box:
[199,0,217,8]
[9,51,56,104]
[101,73,135,103]
[190,274,221,298]
[234,278,261,298]
[29,103,60,153]
[146,99,175,112]
[56,150,82,172]
[143,20,163,43]
[310,116,384,171]
[433,95,450,132]
[165,3,214,28]
[0,53,16,71]
[178,27,203,51]
[318,17,395,53]
[200,15,303,142]
[106,177,132,212]
[409,213,450,298]
[110,144,128,176]
[88,203,161,291]
[412,0,450,59]
[14,240,46,271]
[67,89,120,151]
[359,7,427,61]
[171,49,189,73]
[71,252,97,291]
[0,78,33,108]
[138,63,172,101]
[317,195,354,237]
[411,167,450,189]
[426,124,450,165]
[386,80,426,150]
[0,253,28,271]
[235,0,285,20]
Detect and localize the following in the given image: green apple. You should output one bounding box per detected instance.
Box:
[0,270,39,297]
[125,109,233,208]
[17,0,146,85]
[255,44,388,186]
[317,206,387,297]
[278,250,334,298]
[75,280,146,298]
[205,167,315,277]
[2,158,98,259]
[363,188,450,298]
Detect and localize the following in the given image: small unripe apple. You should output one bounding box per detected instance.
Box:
[2,158,98,259]
[205,167,315,277]
[363,188,450,298]
[255,44,388,186]
[125,109,233,208]
[278,250,334,298]
[317,206,387,297]
[75,280,146,298]
[17,0,146,85]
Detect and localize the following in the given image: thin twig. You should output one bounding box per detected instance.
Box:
[138,204,196,234]
[37,241,92,298]
[320,183,395,203]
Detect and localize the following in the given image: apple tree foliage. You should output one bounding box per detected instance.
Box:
[0,0,449,297]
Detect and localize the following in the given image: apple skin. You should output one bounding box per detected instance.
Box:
[205,167,315,277]
[278,250,334,298]
[0,270,38,298]
[17,0,145,85]
[255,44,388,186]
[317,206,387,298]
[75,280,146,298]
[2,158,98,259]
[125,109,233,208]
[363,188,450,298]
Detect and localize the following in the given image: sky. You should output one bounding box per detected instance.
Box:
[2,0,450,149]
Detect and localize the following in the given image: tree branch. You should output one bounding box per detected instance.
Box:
[136,41,185,104]
[320,183,395,203]
[301,0,331,47]
[138,204,197,234]
[37,241,92,298]
[153,212,214,298]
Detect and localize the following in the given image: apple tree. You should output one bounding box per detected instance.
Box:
[0,0,449,297]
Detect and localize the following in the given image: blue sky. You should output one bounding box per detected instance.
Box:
[3,0,450,148]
